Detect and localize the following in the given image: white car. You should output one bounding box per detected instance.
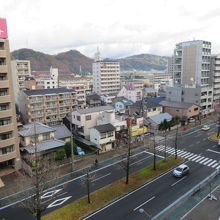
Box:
[201,125,210,131]
[172,164,189,177]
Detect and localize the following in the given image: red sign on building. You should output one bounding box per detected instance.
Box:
[0,18,8,39]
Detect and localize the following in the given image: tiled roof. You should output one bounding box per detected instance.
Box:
[86,93,101,101]
[53,125,72,139]
[159,101,197,109]
[94,123,115,133]
[19,122,55,137]
[20,139,65,154]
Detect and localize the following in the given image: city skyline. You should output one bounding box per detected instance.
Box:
[1,0,220,58]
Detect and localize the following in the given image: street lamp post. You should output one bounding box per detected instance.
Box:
[174,123,178,159]
[153,130,156,170]
[139,208,152,219]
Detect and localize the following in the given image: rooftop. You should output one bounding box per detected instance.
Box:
[94,123,115,133]
[23,88,75,96]
[53,125,72,139]
[77,105,114,114]
[159,100,198,109]
[147,113,172,125]
[18,122,55,137]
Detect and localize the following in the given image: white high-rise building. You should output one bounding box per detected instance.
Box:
[92,49,121,95]
[211,54,220,103]
[173,40,211,86]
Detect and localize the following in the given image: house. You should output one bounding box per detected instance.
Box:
[19,122,65,155]
[101,93,117,104]
[70,106,115,139]
[145,113,172,130]
[128,98,163,118]
[113,97,134,114]
[53,124,72,143]
[117,83,142,102]
[143,88,158,97]
[90,123,116,153]
[86,93,102,107]
[159,100,200,121]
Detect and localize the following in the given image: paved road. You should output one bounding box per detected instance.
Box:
[0,151,160,220]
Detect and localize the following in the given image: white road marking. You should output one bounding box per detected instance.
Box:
[180,152,191,157]
[199,158,209,164]
[203,159,213,165]
[194,157,205,163]
[216,165,220,170]
[130,155,152,166]
[211,145,216,148]
[178,151,187,156]
[133,196,156,211]
[191,155,201,161]
[202,138,207,141]
[207,149,220,155]
[212,163,219,168]
[47,196,72,208]
[171,176,187,186]
[207,160,217,167]
[91,173,111,183]
[187,154,198,160]
[184,153,194,159]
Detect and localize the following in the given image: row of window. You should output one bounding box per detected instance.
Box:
[0,73,7,81]
[0,132,12,141]
[0,145,14,155]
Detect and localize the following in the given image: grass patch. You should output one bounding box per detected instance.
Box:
[210,134,219,142]
[43,156,183,220]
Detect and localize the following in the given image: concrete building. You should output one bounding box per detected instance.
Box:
[92,49,120,95]
[90,123,115,153]
[173,40,211,86]
[18,88,77,126]
[159,100,200,121]
[211,54,220,103]
[70,106,115,139]
[11,60,31,101]
[166,86,213,115]
[117,83,143,103]
[36,66,58,89]
[86,93,102,107]
[0,18,21,177]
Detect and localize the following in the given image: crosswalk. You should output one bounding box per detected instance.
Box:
[156,145,220,170]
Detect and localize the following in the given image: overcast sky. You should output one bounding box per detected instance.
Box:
[1,0,220,58]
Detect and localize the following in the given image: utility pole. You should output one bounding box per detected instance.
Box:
[174,124,178,159]
[153,130,156,170]
[126,118,132,184]
[69,118,74,173]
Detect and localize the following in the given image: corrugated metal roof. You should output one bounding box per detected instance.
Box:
[77,105,114,114]
[23,88,75,96]
[159,100,197,109]
[148,113,172,125]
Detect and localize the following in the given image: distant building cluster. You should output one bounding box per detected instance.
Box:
[1,17,220,184]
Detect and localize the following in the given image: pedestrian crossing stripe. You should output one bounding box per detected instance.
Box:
[156,146,220,169]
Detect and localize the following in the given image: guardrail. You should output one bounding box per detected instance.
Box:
[152,168,220,220]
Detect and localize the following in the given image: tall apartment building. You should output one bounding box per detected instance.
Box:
[173,40,211,86]
[211,54,220,103]
[93,49,121,95]
[18,88,77,126]
[11,60,31,101]
[0,18,20,175]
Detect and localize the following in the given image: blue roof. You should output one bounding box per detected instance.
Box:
[148,113,172,125]
[148,97,165,104]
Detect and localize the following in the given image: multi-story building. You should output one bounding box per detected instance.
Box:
[211,54,220,103]
[18,88,77,126]
[35,66,58,89]
[93,49,121,95]
[11,60,31,101]
[166,86,213,115]
[0,18,21,176]
[117,83,143,103]
[173,40,211,86]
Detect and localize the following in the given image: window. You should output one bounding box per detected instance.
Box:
[153,108,156,111]
[176,109,179,112]
[77,116,81,121]
[0,88,8,96]
[86,115,91,121]
[194,108,198,111]
[0,117,11,126]
[0,132,12,140]
[1,145,14,155]
[100,133,106,139]
[42,133,50,141]
[107,131,114,137]
[0,73,7,80]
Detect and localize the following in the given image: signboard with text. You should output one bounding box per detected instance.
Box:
[0,18,8,39]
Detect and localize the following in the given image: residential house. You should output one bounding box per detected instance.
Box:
[159,100,200,121]
[90,123,115,153]
[113,97,134,114]
[86,93,102,107]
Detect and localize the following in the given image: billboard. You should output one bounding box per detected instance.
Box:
[0,18,8,39]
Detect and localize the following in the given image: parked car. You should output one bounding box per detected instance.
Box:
[201,125,210,131]
[172,164,189,177]
[75,146,85,155]
[188,118,195,123]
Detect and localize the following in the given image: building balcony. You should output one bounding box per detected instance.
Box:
[0,109,12,118]
[45,111,58,116]
[0,137,15,148]
[0,50,7,58]
[29,98,43,104]
[32,114,44,118]
[58,96,71,100]
[44,97,57,102]
[0,65,7,73]
[0,151,17,163]
[0,95,11,103]
[45,105,57,109]
[0,123,14,133]
[0,80,9,88]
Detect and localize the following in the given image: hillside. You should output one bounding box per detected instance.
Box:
[11,49,168,73]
